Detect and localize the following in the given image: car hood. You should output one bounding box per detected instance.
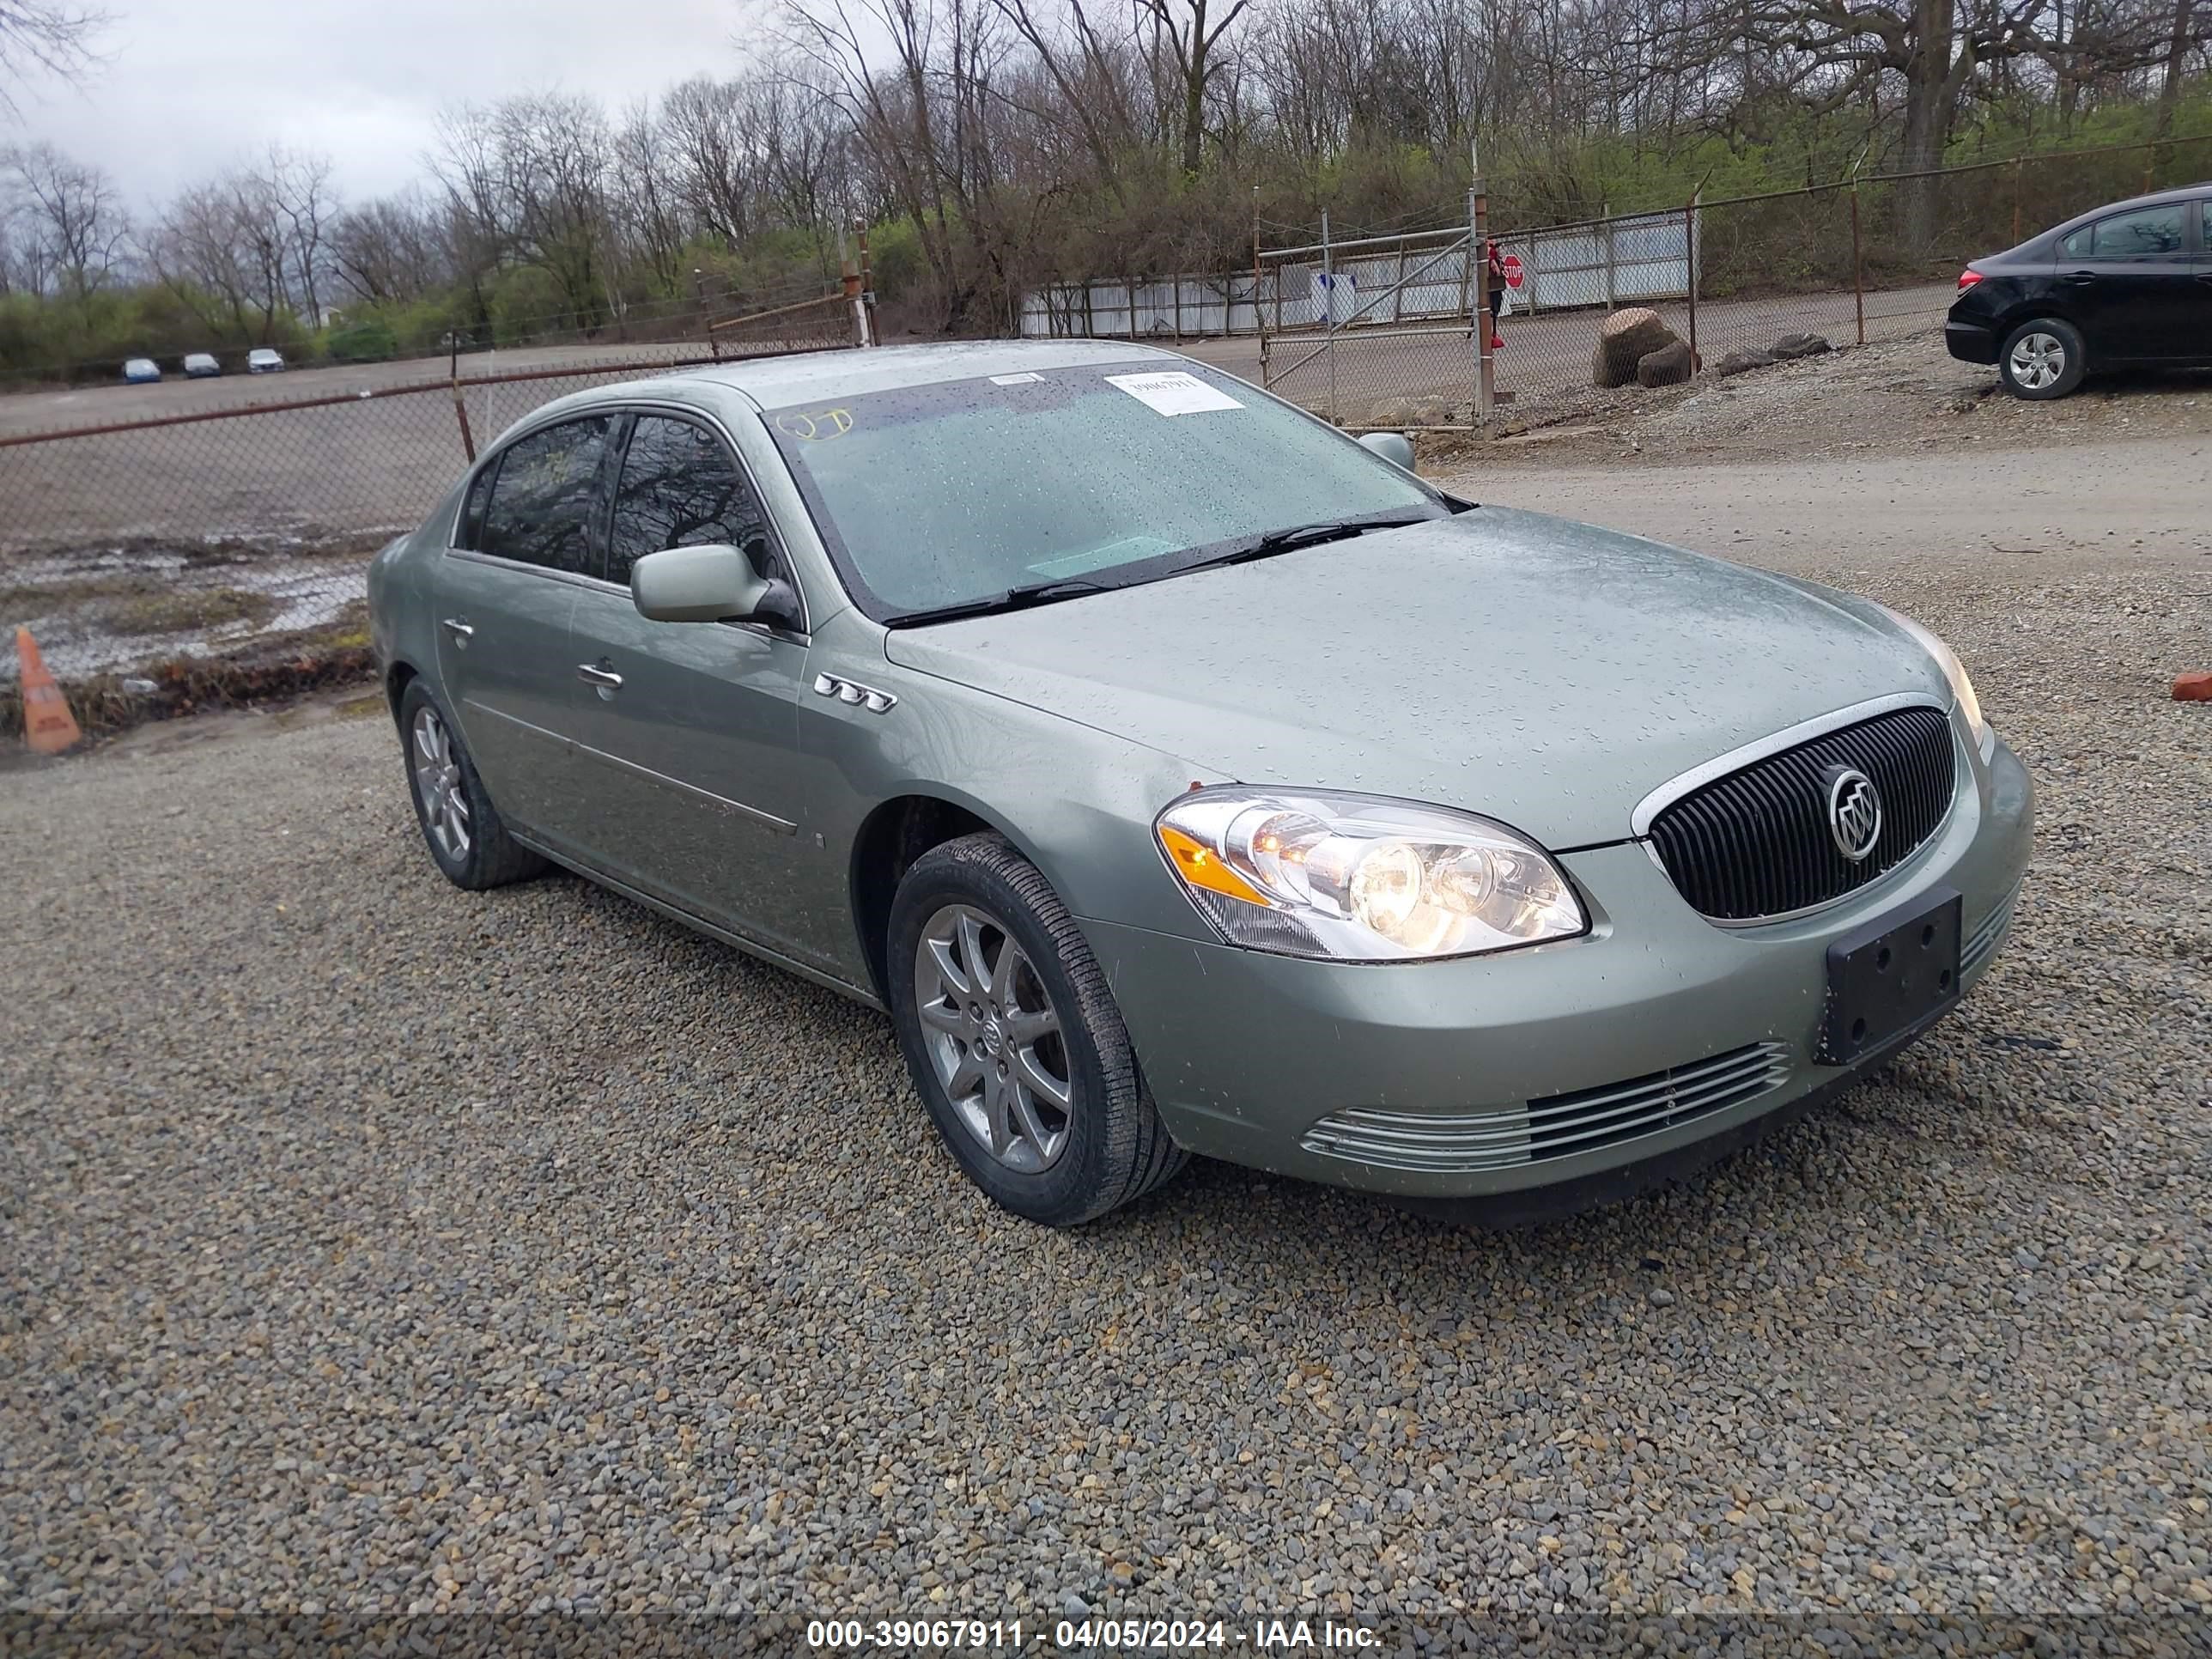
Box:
[883,507,1951,848]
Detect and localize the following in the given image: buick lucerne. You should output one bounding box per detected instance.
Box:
[368,343,2033,1226]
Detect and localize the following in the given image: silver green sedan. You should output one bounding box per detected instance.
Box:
[367,341,2033,1227]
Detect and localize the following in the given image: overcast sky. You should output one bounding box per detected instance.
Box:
[8,0,750,209]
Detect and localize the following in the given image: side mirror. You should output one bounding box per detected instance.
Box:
[1358,430,1416,471]
[631,543,771,623]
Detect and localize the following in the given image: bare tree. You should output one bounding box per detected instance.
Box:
[0,0,106,113]
[1137,0,1253,175]
[262,146,338,326]
[329,190,448,303]
[0,139,125,300]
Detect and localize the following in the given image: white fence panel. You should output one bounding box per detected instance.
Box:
[1019,275,1257,338]
[1018,205,1693,338]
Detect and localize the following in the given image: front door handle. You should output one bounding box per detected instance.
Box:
[2063,270,2098,286]
[2197,272,2212,286]
[576,663,623,690]
[441,617,474,638]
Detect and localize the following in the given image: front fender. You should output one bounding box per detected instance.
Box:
[797,620,1223,987]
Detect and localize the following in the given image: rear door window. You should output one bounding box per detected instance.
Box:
[607,414,781,590]
[477,416,616,576]
[2062,204,2187,259]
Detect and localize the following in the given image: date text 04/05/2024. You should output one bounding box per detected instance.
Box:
[805,1618,1383,1650]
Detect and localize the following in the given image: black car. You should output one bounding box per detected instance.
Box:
[1946,183,2212,399]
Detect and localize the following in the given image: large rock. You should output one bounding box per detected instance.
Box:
[1715,349,1777,378]
[1591,307,1678,387]
[1636,339,1697,387]
[1769,332,1832,360]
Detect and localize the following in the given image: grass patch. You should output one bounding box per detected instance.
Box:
[0,573,149,618]
[100,586,279,636]
[0,599,376,743]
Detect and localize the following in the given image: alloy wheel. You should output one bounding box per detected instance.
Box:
[2008,331,2064,392]
[913,903,1073,1173]
[410,705,472,861]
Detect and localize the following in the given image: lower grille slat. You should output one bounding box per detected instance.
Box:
[1300,1042,1791,1175]
[1650,707,1958,921]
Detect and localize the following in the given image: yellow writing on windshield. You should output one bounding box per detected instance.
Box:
[775,408,854,441]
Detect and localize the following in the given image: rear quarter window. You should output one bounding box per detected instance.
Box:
[473,416,617,577]
[457,460,499,549]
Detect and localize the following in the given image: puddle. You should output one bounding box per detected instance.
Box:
[2,530,388,680]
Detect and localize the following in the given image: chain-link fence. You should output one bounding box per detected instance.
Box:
[1175,131,2212,430]
[2,295,857,736]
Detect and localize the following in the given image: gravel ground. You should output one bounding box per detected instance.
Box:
[3,467,2210,1654]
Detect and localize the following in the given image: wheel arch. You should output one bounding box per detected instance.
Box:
[385,658,422,727]
[1997,303,2084,343]
[848,792,1057,1006]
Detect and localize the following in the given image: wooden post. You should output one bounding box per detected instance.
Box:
[448,333,475,462]
[1395,238,1407,323]
[1602,203,1616,309]
[840,225,868,348]
[695,267,719,360]
[854,222,878,346]
[1850,179,1866,348]
[1251,186,1264,343]
[1683,190,1699,367]
[1321,209,1337,424]
[1473,178,1493,418]
[2011,158,2024,246]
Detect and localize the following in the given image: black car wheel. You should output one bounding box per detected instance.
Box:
[397,678,546,890]
[887,832,1188,1226]
[1998,318,2086,400]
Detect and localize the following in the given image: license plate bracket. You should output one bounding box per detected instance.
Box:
[1818,887,1963,1066]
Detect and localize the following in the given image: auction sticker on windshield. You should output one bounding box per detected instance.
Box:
[1105,370,1243,416]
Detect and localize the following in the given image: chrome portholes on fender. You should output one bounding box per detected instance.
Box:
[813,672,896,714]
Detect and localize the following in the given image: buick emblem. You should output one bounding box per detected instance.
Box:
[1826,769,1883,862]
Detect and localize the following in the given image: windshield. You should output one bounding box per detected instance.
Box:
[763,361,1442,622]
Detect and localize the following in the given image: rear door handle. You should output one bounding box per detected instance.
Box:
[2197,272,2212,286]
[2063,270,2098,285]
[441,617,474,638]
[576,663,623,690]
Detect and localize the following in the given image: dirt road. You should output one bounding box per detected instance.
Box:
[1449,434,2209,579]
[1177,283,1957,422]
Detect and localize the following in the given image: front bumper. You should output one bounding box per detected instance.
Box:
[1087,732,2033,1213]
[1944,317,2000,365]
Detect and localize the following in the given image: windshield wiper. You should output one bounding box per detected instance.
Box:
[1176,510,1440,573]
[885,577,1120,629]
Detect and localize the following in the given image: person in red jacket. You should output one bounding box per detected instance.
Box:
[1484,240,1508,350]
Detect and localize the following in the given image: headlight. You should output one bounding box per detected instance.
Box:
[1154,787,1587,961]
[1877,605,1993,760]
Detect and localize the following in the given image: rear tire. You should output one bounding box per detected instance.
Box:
[398,678,545,891]
[1997,318,2085,400]
[886,833,1188,1225]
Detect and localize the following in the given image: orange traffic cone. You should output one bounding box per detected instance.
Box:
[14,627,82,754]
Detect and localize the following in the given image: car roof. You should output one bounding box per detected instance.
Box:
[496,339,1193,450]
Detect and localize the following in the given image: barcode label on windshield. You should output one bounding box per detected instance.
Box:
[1105,371,1244,416]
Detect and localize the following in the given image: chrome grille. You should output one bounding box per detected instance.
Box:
[1301,1042,1790,1174]
[1649,708,1958,921]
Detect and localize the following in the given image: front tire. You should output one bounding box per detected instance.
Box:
[886,833,1187,1225]
[1998,318,2086,400]
[398,679,545,890]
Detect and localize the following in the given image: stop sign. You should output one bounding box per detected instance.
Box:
[1500,252,1525,289]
